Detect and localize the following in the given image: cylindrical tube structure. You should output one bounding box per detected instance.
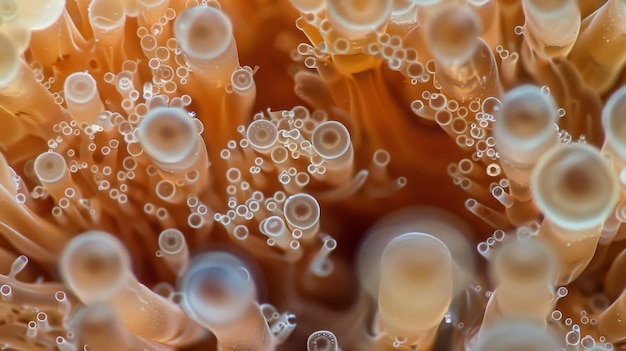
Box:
[136,106,210,189]
[311,121,354,186]
[325,0,392,41]
[59,230,204,345]
[482,239,558,327]
[569,0,626,94]
[377,232,453,347]
[178,252,275,351]
[521,0,580,59]
[532,143,619,284]
[72,303,173,351]
[493,85,559,225]
[472,320,560,351]
[63,72,105,126]
[158,228,189,276]
[602,84,626,169]
[173,5,239,87]
[283,193,321,240]
[426,5,503,101]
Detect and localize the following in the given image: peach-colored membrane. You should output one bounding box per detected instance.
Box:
[0,0,626,350]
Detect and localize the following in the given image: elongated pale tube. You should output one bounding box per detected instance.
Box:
[472,320,560,351]
[357,207,474,301]
[532,143,619,284]
[136,0,169,29]
[599,86,626,243]
[0,33,67,135]
[283,193,321,240]
[521,0,580,59]
[88,0,127,70]
[493,85,558,224]
[226,67,257,127]
[325,0,392,41]
[34,152,78,202]
[174,5,239,87]
[246,119,279,153]
[64,72,105,126]
[59,230,205,345]
[378,233,453,347]
[311,121,354,186]
[158,229,189,276]
[568,0,626,94]
[260,215,291,249]
[178,252,275,351]
[0,1,31,53]
[602,84,626,169]
[598,274,626,342]
[137,107,210,188]
[482,239,557,328]
[72,303,173,351]
[426,5,503,101]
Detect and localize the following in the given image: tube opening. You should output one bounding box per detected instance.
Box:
[137,107,197,164]
[174,6,233,60]
[59,231,131,303]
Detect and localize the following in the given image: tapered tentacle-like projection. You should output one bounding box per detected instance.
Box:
[310,121,354,186]
[72,303,174,351]
[136,106,211,190]
[532,144,619,284]
[521,0,581,59]
[178,251,277,351]
[377,233,454,348]
[602,84,626,169]
[59,230,205,345]
[569,0,626,93]
[63,72,105,126]
[493,84,559,225]
[173,4,239,88]
[157,228,189,275]
[88,0,127,71]
[0,32,67,140]
[481,239,558,329]
[426,5,503,101]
